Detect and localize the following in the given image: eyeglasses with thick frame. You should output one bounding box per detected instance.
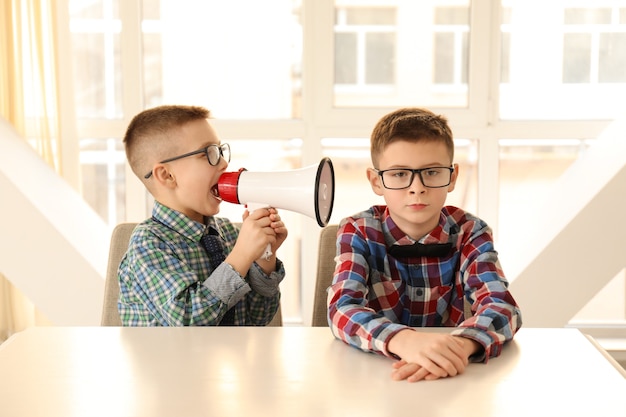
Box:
[144,143,231,179]
[375,166,454,189]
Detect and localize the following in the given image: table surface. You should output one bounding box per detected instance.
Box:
[0,326,625,417]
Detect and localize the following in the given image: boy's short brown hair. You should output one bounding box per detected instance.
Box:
[370,107,454,167]
[123,105,211,181]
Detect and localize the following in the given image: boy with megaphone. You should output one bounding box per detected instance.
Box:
[118,104,288,326]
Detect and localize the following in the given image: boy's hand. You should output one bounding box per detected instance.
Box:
[388,330,470,382]
[266,208,288,253]
[226,207,288,276]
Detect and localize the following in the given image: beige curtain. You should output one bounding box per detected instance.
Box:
[0,0,62,341]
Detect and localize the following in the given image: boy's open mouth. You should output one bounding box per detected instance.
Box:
[211,184,222,200]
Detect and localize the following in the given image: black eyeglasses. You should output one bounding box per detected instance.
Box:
[376,166,454,189]
[144,143,231,179]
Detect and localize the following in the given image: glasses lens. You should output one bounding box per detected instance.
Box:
[381,169,413,189]
[206,144,231,166]
[420,167,451,187]
[221,143,231,163]
[206,146,218,165]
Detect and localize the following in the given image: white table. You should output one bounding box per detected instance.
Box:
[0,327,624,417]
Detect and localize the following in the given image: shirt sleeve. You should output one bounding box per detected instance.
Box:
[247,259,285,297]
[240,260,285,325]
[220,220,283,325]
[327,219,405,358]
[451,223,523,362]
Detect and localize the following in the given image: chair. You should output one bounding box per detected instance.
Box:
[101,222,282,326]
[311,224,339,327]
[102,223,137,326]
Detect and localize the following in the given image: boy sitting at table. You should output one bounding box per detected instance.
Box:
[327,107,522,382]
[118,104,287,326]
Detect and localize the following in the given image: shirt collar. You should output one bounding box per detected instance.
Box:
[380,206,452,247]
[151,201,220,242]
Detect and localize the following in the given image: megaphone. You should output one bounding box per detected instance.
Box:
[217,157,335,259]
[217,157,335,226]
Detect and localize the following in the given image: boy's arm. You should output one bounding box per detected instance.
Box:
[452,224,522,361]
[242,260,285,325]
[327,220,405,356]
[220,213,286,325]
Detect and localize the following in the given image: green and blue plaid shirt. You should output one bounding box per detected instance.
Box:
[118,201,283,326]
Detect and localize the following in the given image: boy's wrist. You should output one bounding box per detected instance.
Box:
[255,257,278,275]
[387,328,413,358]
[457,336,482,358]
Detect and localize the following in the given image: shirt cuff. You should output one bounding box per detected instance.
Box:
[201,262,250,308]
[379,323,411,358]
[451,327,490,363]
[247,259,285,297]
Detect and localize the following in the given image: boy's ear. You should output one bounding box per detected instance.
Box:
[152,164,177,188]
[366,168,384,196]
[447,163,459,193]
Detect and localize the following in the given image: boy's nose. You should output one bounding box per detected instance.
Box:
[408,174,426,193]
[217,155,229,169]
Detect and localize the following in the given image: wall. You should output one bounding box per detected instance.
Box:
[0,119,109,325]
[508,114,626,327]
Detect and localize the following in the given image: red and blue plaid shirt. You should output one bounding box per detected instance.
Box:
[328,205,522,362]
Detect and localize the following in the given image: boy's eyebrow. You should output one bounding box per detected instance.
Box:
[193,141,219,150]
[386,162,450,169]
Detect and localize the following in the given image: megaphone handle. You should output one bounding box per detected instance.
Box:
[246,202,273,261]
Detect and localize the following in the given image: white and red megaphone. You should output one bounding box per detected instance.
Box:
[217,158,335,258]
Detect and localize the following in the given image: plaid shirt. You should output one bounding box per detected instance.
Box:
[118,201,283,326]
[328,205,522,362]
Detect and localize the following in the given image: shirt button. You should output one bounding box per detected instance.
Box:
[415,288,423,296]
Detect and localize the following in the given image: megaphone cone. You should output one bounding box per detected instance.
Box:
[217,157,335,227]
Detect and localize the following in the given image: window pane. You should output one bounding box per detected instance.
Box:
[344,7,395,25]
[70,0,119,19]
[141,0,162,108]
[335,33,358,84]
[563,33,591,83]
[334,0,469,108]
[434,33,454,83]
[365,33,395,84]
[142,0,160,19]
[564,8,611,25]
[142,0,303,119]
[599,33,626,83]
[79,138,126,225]
[500,31,511,83]
[500,2,626,120]
[435,6,469,25]
[69,0,123,119]
[141,32,164,109]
